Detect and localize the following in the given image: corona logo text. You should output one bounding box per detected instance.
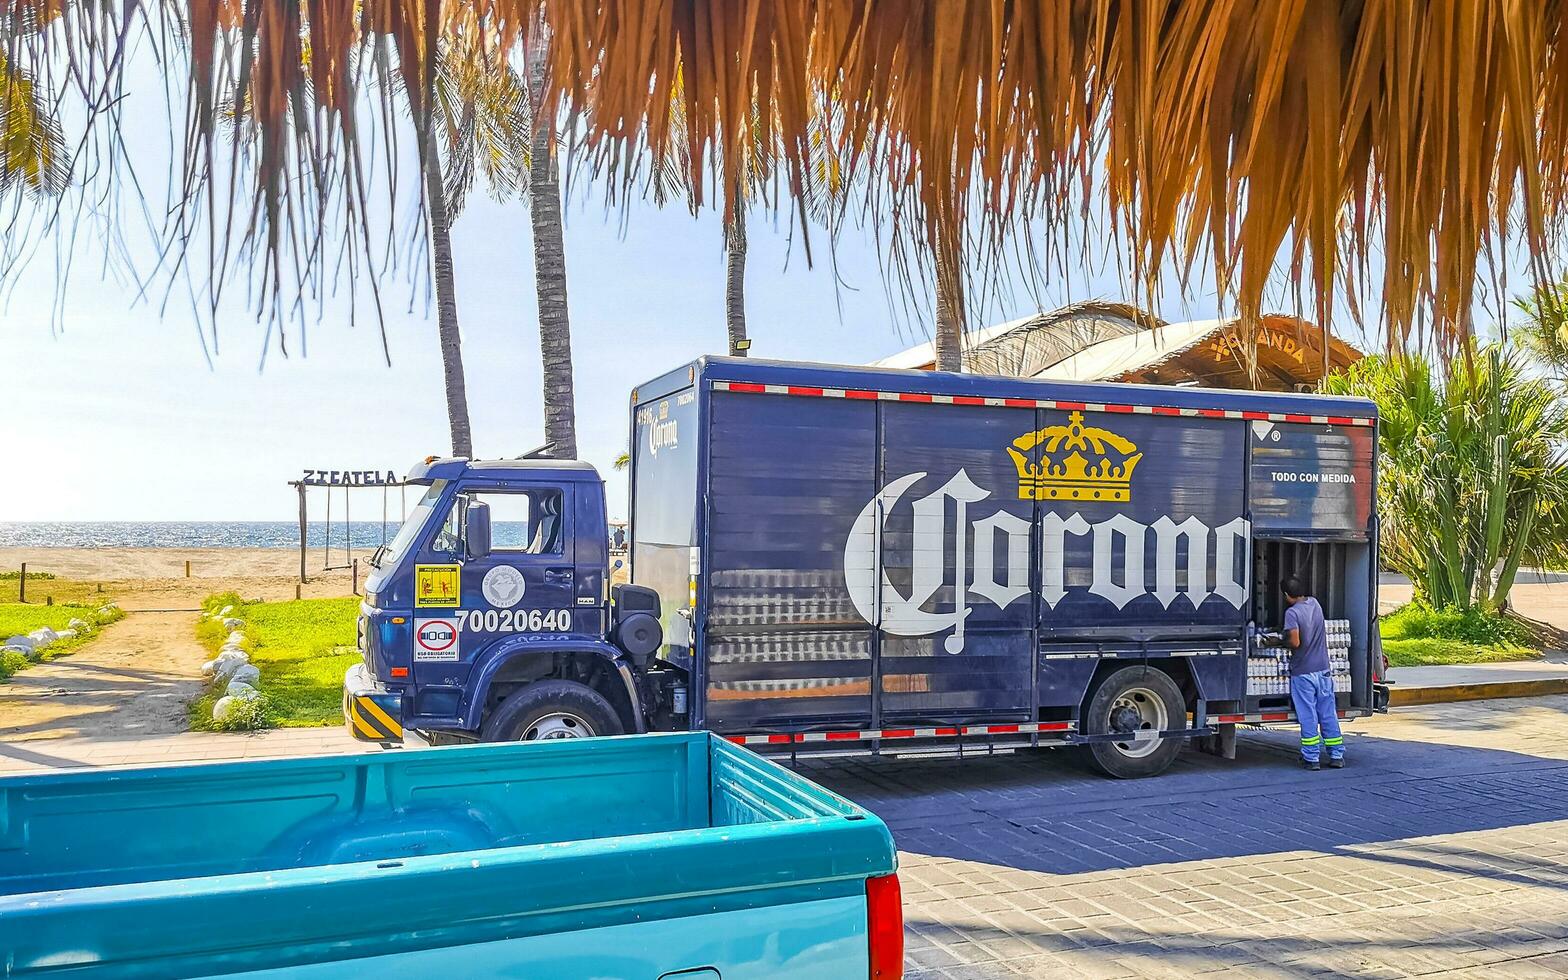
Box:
[844,470,1250,654]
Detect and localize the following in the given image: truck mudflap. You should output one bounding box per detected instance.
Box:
[343,664,404,743]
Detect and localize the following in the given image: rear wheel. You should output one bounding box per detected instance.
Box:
[480,680,624,742]
[1082,667,1186,778]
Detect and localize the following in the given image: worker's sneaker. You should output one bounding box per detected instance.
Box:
[1301,759,1321,771]
[1326,758,1345,769]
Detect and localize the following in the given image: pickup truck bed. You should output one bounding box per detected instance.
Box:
[0,734,898,978]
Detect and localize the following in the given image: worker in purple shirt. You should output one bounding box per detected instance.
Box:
[1280,577,1344,770]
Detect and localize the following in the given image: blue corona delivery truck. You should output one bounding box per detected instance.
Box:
[346,357,1383,777]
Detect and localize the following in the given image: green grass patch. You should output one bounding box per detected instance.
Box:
[192,592,359,729]
[1379,601,1540,667]
[0,601,123,682]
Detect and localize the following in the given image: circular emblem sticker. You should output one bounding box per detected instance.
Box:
[481,565,527,608]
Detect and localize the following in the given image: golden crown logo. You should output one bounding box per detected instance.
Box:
[1007,411,1143,502]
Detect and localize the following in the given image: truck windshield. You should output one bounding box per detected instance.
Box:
[374,481,447,568]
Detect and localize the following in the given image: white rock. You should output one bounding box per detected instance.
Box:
[219,642,247,656]
[56,629,78,641]
[221,617,246,630]
[96,605,119,618]
[218,605,235,618]
[204,650,249,682]
[67,618,90,631]
[211,695,239,723]
[27,628,57,649]
[225,679,261,700]
[225,631,247,647]
[229,664,261,687]
[2,644,32,659]
[4,635,35,652]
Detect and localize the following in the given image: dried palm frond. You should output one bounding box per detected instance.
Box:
[541,0,1568,351]
[3,0,1566,357]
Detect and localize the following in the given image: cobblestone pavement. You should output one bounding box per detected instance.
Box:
[4,699,1568,976]
[804,696,1568,978]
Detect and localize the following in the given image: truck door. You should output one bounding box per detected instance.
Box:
[427,486,580,654]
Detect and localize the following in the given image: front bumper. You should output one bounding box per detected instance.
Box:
[343,663,405,743]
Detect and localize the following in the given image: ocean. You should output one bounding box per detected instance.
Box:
[0,522,534,549]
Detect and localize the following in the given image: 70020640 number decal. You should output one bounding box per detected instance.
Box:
[455,609,573,633]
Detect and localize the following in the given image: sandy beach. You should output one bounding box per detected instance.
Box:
[0,547,375,608]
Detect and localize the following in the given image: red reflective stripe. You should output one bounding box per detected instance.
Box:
[1038,721,1072,732]
[715,381,1375,426]
[726,736,746,744]
[984,724,1020,734]
[1261,712,1290,721]
[824,731,861,741]
[880,728,916,739]
[1215,714,1245,723]
[935,727,960,736]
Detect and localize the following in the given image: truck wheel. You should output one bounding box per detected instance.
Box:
[481,680,624,742]
[1082,667,1186,779]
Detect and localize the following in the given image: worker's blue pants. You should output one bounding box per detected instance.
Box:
[1290,670,1344,763]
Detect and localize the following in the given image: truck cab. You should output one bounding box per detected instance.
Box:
[345,457,673,744]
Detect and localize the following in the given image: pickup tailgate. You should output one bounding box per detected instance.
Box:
[0,734,896,978]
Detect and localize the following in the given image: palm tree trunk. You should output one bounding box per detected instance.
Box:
[425,132,474,459]
[527,25,577,459]
[725,199,748,355]
[933,227,965,372]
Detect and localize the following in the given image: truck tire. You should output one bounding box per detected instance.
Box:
[480,680,624,742]
[1081,666,1186,779]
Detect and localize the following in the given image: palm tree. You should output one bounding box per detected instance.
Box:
[525,21,576,459]
[419,32,529,460]
[1513,281,1568,381]
[0,52,67,201]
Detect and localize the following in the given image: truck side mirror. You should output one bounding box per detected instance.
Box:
[466,500,493,560]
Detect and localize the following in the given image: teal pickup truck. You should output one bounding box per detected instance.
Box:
[0,733,902,978]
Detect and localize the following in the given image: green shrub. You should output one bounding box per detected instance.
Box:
[1381,601,1532,647]
[0,570,55,580]
[0,650,30,680]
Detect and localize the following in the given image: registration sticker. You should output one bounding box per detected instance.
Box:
[415,564,461,607]
[414,618,460,661]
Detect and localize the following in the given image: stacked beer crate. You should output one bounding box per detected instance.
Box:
[1247,619,1353,696]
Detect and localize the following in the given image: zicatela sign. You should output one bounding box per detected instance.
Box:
[299,469,402,487]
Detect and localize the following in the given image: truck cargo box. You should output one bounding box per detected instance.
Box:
[630,358,1379,769]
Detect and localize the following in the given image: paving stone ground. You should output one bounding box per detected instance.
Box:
[803,695,1568,978]
[5,698,1568,977]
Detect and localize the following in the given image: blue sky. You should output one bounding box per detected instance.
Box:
[5,183,1233,523]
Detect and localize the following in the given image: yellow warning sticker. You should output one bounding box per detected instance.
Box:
[415,564,461,607]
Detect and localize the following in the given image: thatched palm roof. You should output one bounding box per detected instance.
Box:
[5,1,1567,353]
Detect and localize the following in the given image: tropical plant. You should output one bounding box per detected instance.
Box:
[1513,281,1568,381]
[524,20,577,460]
[0,51,67,200]
[419,27,530,459]
[1323,346,1568,612]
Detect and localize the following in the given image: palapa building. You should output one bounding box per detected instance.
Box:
[875,301,1362,392]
